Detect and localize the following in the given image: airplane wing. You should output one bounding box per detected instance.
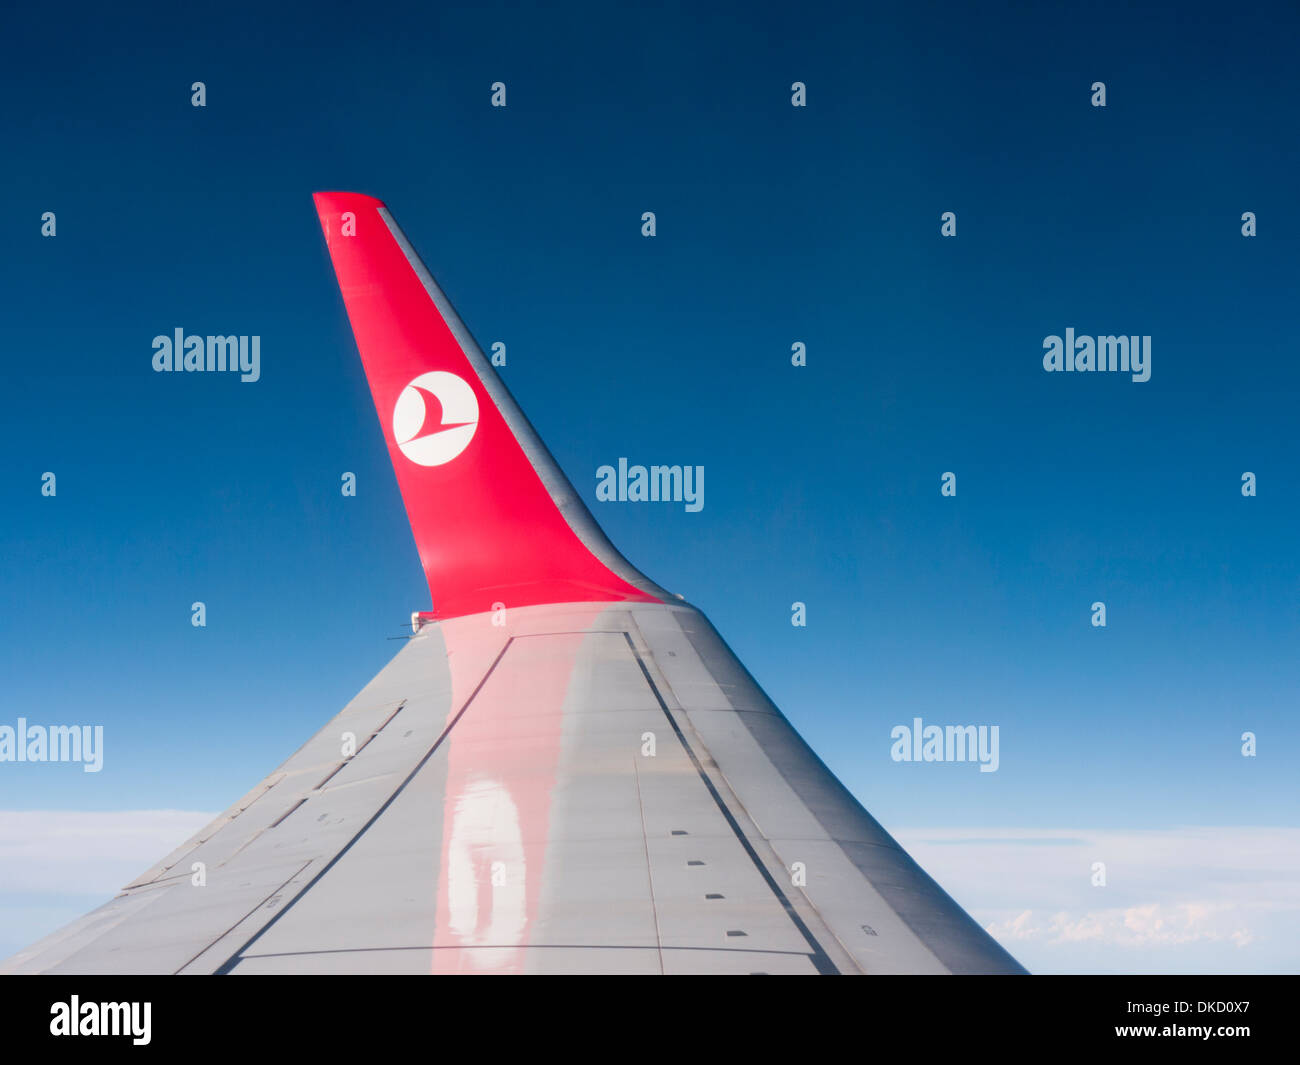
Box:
[2,193,1025,975]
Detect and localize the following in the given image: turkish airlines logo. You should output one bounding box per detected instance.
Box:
[392,371,479,466]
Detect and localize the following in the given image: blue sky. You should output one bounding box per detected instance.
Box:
[0,0,1297,972]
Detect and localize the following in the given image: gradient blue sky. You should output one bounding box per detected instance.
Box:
[1,0,1297,972]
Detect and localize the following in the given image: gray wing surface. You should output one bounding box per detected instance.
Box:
[3,600,1023,975]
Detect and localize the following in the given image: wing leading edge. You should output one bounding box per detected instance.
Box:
[1,196,1024,975]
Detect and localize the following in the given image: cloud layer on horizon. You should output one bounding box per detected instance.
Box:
[1,812,1296,974]
[895,826,1300,974]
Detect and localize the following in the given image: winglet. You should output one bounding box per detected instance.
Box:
[313,192,665,621]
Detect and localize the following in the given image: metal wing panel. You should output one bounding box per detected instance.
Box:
[627,603,1025,974]
[0,627,456,974]
[4,601,1022,974]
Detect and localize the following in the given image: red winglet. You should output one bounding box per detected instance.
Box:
[313,192,662,620]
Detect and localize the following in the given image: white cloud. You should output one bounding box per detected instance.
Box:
[893,826,1300,974]
[989,901,1255,947]
[0,809,214,961]
[0,809,214,894]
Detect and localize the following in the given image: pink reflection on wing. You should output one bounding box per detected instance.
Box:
[430,609,604,973]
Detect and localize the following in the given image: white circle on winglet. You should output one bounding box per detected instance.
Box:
[392,371,480,466]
